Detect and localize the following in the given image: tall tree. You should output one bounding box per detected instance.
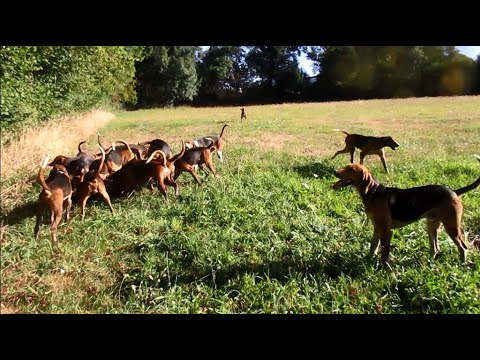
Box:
[475,55,480,95]
[195,46,250,104]
[245,46,306,102]
[135,46,200,107]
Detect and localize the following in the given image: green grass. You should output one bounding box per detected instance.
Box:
[2,96,480,314]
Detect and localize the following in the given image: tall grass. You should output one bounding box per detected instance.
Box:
[1,96,479,314]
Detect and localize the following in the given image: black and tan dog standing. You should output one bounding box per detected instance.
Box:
[332,156,480,265]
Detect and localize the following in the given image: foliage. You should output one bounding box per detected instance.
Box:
[195,46,250,105]
[305,46,477,101]
[0,46,144,139]
[134,46,200,108]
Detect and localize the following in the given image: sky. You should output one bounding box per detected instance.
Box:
[201,46,480,77]
[299,46,480,76]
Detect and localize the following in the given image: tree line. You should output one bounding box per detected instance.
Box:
[1,46,479,138]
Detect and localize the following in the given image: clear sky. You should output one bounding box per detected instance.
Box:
[299,46,480,76]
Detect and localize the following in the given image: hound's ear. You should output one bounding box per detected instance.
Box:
[49,155,68,166]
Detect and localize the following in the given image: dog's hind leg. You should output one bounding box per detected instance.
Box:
[50,205,63,244]
[34,203,46,239]
[65,197,72,221]
[442,203,468,262]
[188,169,203,184]
[199,163,210,176]
[98,186,114,214]
[331,147,350,160]
[217,150,223,163]
[156,179,168,201]
[427,218,441,259]
[165,176,179,196]
[445,226,468,263]
[203,155,218,178]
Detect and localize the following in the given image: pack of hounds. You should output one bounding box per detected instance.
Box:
[34,108,480,266]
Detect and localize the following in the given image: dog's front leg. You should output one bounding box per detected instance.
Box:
[379,228,393,265]
[377,150,388,173]
[369,229,381,257]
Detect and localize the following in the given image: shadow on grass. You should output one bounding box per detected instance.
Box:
[2,200,38,226]
[115,245,371,300]
[292,160,338,180]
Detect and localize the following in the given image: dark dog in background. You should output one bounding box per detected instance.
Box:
[331,130,400,173]
[144,138,173,160]
[48,141,96,187]
[240,108,247,121]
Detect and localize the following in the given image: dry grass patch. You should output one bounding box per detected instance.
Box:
[1,109,115,182]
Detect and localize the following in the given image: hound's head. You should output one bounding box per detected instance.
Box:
[332,164,373,190]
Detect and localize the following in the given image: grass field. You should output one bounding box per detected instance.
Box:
[2,96,480,314]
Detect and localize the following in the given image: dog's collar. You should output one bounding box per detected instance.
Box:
[363,181,381,204]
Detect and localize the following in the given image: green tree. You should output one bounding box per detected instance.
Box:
[195,46,251,104]
[135,46,200,107]
[475,55,480,94]
[245,46,305,102]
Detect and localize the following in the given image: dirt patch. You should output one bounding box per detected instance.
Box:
[228,133,299,150]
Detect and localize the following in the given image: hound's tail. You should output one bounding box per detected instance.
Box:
[94,145,106,179]
[146,150,167,167]
[206,138,216,152]
[115,141,133,155]
[171,141,186,163]
[78,141,87,154]
[454,155,480,196]
[219,124,230,138]
[333,129,350,136]
[38,156,52,196]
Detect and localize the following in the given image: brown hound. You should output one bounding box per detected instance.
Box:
[147,141,186,199]
[73,145,114,220]
[332,159,480,265]
[174,139,217,184]
[34,156,73,244]
[185,124,229,163]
